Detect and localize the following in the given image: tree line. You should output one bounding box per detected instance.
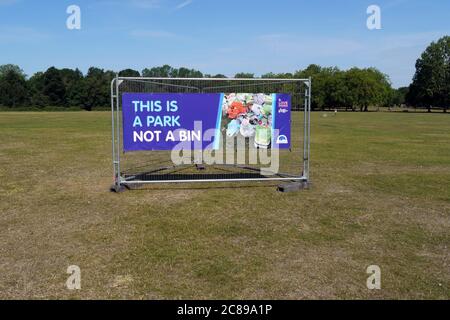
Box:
[0,64,401,111]
[0,36,448,112]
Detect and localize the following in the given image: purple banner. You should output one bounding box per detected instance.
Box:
[272,93,291,149]
[122,93,222,152]
[122,93,291,152]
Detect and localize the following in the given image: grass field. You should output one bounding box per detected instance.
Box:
[0,111,449,299]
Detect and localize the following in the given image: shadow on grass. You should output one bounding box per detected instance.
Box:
[120,182,286,191]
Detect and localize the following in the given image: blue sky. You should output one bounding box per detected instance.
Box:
[0,0,449,87]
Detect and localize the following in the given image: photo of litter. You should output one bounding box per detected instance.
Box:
[221,93,274,149]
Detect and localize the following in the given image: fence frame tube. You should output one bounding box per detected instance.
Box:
[111,77,311,190]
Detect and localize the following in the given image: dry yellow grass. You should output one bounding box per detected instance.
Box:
[0,111,449,299]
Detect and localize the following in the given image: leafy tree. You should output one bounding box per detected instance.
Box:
[261,72,293,79]
[42,67,66,106]
[142,65,174,77]
[341,68,391,111]
[66,79,87,108]
[59,68,84,108]
[142,65,203,78]
[28,72,49,107]
[327,70,354,110]
[119,69,140,77]
[171,67,203,78]
[366,68,392,107]
[79,67,115,110]
[60,68,83,86]
[299,64,321,76]
[0,62,438,113]
[391,87,408,107]
[407,36,450,112]
[296,65,340,110]
[0,69,28,107]
[234,72,254,78]
[0,64,25,77]
[205,73,227,78]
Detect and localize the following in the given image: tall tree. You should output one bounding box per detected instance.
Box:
[0,69,28,107]
[172,67,203,78]
[391,87,409,107]
[59,68,83,86]
[0,64,26,77]
[327,70,354,110]
[28,72,49,107]
[234,72,254,78]
[408,36,450,112]
[142,65,174,77]
[43,67,66,106]
[343,68,391,111]
[142,65,203,78]
[261,72,293,79]
[81,67,115,110]
[296,65,340,111]
[118,69,140,77]
[60,68,84,108]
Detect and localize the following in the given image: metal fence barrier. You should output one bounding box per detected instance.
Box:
[111,77,311,191]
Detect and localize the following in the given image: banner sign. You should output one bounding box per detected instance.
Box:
[122,93,291,152]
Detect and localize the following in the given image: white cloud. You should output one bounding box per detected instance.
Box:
[175,0,193,10]
[92,0,193,10]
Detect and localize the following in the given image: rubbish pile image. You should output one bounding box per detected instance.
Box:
[222,93,273,148]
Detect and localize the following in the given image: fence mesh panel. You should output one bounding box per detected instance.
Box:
[112,78,309,186]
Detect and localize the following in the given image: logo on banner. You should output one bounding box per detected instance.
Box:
[278,98,289,114]
[276,135,289,145]
[278,98,289,108]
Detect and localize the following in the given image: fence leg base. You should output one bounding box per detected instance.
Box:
[110,184,127,193]
[277,181,310,192]
[195,164,206,170]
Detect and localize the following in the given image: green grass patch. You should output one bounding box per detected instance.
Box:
[0,111,448,299]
